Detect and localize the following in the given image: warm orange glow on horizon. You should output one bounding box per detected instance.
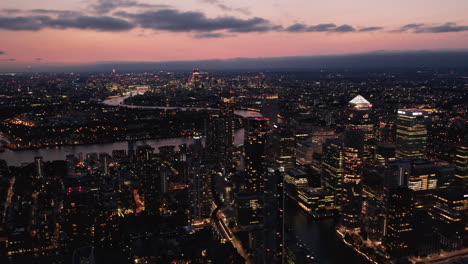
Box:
[0,0,467,66]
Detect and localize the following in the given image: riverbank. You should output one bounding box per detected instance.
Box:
[1,133,198,151]
[102,95,262,118]
[0,136,203,166]
[285,199,370,264]
[336,228,385,264]
[1,90,262,150]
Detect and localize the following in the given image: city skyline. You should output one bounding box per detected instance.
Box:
[0,69,466,263]
[0,1,466,263]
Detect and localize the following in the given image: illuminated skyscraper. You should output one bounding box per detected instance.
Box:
[205,113,224,163]
[188,69,204,85]
[244,117,270,192]
[271,123,296,169]
[395,109,428,159]
[347,95,373,140]
[205,90,235,167]
[383,186,415,258]
[348,95,374,163]
[264,168,285,263]
[454,142,468,185]
[321,137,344,208]
[385,159,437,192]
[431,189,466,251]
[99,153,110,176]
[384,160,410,188]
[220,89,236,165]
[341,128,364,230]
[189,164,211,223]
[261,93,279,124]
[235,192,264,228]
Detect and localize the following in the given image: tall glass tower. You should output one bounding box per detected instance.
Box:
[395,109,428,159]
[244,117,270,192]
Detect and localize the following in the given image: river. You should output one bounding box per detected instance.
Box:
[0,95,367,263]
[285,199,369,264]
[0,129,249,166]
[101,94,263,118]
[0,95,261,166]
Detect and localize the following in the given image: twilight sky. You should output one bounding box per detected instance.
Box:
[1,0,468,68]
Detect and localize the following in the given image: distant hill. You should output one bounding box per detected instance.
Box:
[2,49,468,73]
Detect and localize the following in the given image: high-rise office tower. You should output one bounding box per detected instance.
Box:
[205,91,235,167]
[395,109,428,159]
[271,123,296,170]
[99,153,110,176]
[139,163,160,215]
[205,113,222,163]
[385,159,437,192]
[431,189,466,251]
[348,95,373,140]
[220,90,235,165]
[205,113,230,167]
[361,197,386,242]
[63,187,97,248]
[261,93,279,124]
[348,95,374,164]
[235,192,264,228]
[454,141,468,185]
[384,160,410,188]
[383,186,415,258]
[375,142,396,166]
[244,117,270,192]
[136,145,154,161]
[189,164,211,223]
[263,168,285,263]
[382,158,415,258]
[188,68,203,84]
[341,128,364,230]
[321,137,344,208]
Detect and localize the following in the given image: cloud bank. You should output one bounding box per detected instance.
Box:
[1,3,468,38]
[0,15,135,31]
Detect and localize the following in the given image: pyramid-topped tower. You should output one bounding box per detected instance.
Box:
[348,95,372,110]
[347,94,373,143]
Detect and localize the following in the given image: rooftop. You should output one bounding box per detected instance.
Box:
[349,95,372,109]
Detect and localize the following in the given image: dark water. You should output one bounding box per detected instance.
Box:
[0,128,244,166]
[286,200,369,264]
[0,136,207,166]
[1,143,368,264]
[0,95,261,166]
[1,95,365,263]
